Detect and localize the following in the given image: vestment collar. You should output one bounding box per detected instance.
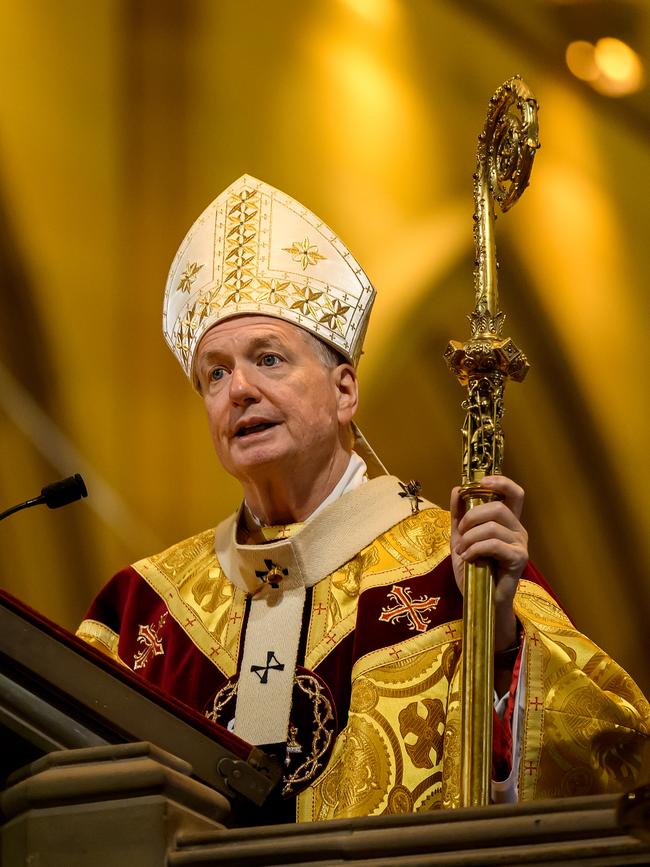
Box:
[214,475,433,595]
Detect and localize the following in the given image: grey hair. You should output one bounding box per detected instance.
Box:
[301,331,348,369]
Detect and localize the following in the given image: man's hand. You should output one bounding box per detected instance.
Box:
[450,475,528,653]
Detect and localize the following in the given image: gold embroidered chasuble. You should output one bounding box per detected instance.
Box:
[78,488,650,822]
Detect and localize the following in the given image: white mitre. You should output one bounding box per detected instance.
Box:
[162,174,386,476]
[163,173,376,380]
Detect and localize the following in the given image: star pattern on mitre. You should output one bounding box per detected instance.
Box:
[220,284,256,305]
[173,310,197,368]
[177,261,204,293]
[283,238,326,270]
[290,285,324,318]
[227,188,259,225]
[257,278,291,306]
[319,298,351,334]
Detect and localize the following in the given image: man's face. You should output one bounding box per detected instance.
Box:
[194,316,356,483]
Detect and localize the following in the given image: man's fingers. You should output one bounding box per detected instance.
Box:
[457,499,523,535]
[480,474,525,519]
[455,520,522,555]
[450,486,463,535]
[457,537,526,572]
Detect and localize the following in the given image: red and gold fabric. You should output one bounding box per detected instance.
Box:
[78,498,650,822]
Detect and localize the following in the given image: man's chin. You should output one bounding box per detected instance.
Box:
[226,440,292,475]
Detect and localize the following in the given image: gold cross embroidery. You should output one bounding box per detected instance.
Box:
[133,611,168,670]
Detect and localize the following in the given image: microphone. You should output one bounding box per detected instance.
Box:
[0,474,88,522]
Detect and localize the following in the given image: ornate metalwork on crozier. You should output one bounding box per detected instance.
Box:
[461,375,504,478]
[445,76,538,487]
[444,77,539,808]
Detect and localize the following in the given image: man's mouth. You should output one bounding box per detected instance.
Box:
[234,421,278,438]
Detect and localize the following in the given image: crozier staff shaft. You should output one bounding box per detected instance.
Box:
[444,77,539,807]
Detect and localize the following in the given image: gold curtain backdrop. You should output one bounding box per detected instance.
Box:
[0,0,648,695]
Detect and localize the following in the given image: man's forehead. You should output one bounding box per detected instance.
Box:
[197,315,306,352]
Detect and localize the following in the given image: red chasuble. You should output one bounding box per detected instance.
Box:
[78,500,650,823]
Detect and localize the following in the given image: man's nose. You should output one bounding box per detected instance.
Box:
[228,365,261,404]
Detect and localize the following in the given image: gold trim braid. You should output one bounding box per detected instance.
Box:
[76,618,120,662]
[133,528,247,678]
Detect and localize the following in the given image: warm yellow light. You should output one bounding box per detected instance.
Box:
[565,37,644,97]
[565,41,599,82]
[338,0,397,27]
[595,37,640,82]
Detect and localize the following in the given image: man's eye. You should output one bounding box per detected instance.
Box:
[260,354,281,367]
[209,368,225,381]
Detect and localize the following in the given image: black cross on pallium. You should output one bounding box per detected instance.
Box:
[250,650,285,684]
[255,558,289,588]
[398,480,423,515]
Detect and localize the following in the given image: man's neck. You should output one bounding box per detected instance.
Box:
[240,448,353,525]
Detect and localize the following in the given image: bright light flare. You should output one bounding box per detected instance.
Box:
[338,0,397,27]
[566,37,645,97]
[565,41,599,82]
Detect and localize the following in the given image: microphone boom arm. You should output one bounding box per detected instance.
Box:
[0,474,88,522]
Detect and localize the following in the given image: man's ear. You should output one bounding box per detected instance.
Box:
[334,364,359,424]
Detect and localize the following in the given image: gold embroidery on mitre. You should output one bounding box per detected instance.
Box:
[283,238,326,270]
[178,261,204,293]
[163,174,376,380]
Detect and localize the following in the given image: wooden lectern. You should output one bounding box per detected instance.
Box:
[1,589,648,865]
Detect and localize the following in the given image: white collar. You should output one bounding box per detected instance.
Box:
[215,474,433,595]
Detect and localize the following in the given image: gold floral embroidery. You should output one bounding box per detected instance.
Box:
[315,715,390,819]
[319,299,351,334]
[283,238,326,269]
[290,285,324,317]
[177,261,203,293]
